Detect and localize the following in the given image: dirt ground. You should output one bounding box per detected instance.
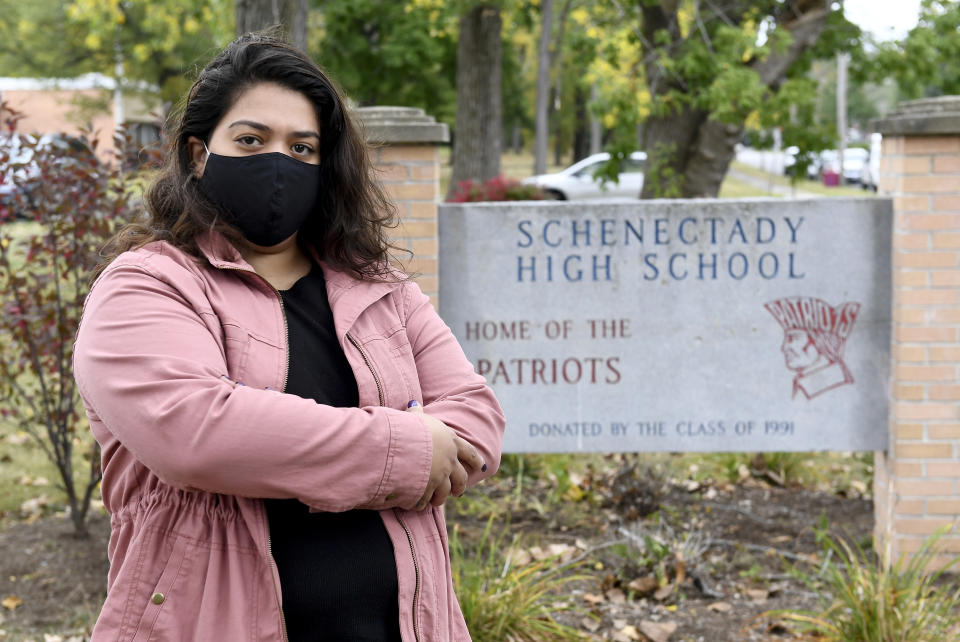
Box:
[0,458,891,642]
[450,463,879,642]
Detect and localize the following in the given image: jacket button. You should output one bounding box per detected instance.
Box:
[151,592,165,605]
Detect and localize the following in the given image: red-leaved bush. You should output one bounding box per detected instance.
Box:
[446,174,545,202]
[0,102,158,535]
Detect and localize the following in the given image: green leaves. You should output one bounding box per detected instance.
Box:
[778,526,960,641]
[0,108,143,535]
[865,0,960,99]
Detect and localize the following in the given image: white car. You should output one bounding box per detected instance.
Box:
[522,152,646,199]
[820,147,869,184]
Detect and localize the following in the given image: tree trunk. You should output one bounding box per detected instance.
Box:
[448,4,502,198]
[236,0,308,52]
[572,84,590,162]
[549,0,574,168]
[533,0,553,176]
[589,83,602,155]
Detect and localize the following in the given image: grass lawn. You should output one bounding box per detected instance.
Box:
[730,160,875,198]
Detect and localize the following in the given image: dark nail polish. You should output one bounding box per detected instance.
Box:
[481,463,487,472]
[407,399,419,408]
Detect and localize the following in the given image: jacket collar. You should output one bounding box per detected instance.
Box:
[196,230,401,338]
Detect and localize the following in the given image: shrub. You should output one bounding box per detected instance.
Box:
[451,517,589,641]
[776,526,960,641]
[0,103,149,536]
[447,174,545,202]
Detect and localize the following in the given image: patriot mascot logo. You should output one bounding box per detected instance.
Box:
[764,297,861,400]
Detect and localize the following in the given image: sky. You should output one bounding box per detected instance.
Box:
[843,0,922,41]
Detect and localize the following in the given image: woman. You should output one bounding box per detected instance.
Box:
[73,33,504,641]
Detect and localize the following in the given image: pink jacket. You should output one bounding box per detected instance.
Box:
[73,231,505,641]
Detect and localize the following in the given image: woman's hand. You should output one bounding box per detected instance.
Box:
[407,402,484,509]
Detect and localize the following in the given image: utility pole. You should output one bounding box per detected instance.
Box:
[837,51,848,183]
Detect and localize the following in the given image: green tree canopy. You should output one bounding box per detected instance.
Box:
[867,0,960,100]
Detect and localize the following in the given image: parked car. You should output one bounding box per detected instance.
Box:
[0,133,93,219]
[0,134,39,217]
[820,147,869,184]
[521,151,646,199]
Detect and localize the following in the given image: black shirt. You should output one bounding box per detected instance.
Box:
[264,263,402,642]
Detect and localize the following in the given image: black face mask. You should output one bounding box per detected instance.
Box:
[198,149,320,247]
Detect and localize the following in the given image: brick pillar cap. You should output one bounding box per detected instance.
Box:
[354,106,450,145]
[872,95,960,136]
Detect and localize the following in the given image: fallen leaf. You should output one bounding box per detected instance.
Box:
[708,601,733,613]
[653,584,673,601]
[506,548,531,567]
[612,618,627,629]
[583,592,605,604]
[769,534,792,544]
[746,588,769,604]
[547,543,576,562]
[19,495,49,517]
[1,596,21,611]
[610,632,633,642]
[605,588,626,605]
[580,617,601,632]
[627,575,659,594]
[528,546,549,561]
[43,634,63,642]
[32,477,48,487]
[640,619,677,642]
[674,556,686,585]
[620,624,641,640]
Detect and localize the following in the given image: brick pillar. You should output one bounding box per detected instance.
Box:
[873,97,960,568]
[355,107,449,307]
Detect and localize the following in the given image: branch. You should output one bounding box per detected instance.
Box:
[694,3,716,56]
[702,0,736,27]
[750,5,832,89]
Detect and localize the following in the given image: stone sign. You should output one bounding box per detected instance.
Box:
[438,198,892,453]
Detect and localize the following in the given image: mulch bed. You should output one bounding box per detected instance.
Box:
[0,475,878,641]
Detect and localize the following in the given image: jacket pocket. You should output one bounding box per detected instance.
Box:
[222,322,251,381]
[130,532,194,642]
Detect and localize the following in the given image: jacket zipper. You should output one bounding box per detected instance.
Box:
[217,264,289,641]
[347,334,419,641]
[346,333,384,406]
[393,509,422,642]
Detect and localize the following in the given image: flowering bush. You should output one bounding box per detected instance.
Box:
[447,174,545,202]
[0,102,156,536]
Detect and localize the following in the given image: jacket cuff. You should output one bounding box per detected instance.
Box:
[372,410,432,509]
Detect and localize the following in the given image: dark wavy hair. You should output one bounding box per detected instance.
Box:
[96,32,400,280]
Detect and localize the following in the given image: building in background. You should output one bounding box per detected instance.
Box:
[0,73,162,163]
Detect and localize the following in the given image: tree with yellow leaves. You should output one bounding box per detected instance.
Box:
[62,0,233,105]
